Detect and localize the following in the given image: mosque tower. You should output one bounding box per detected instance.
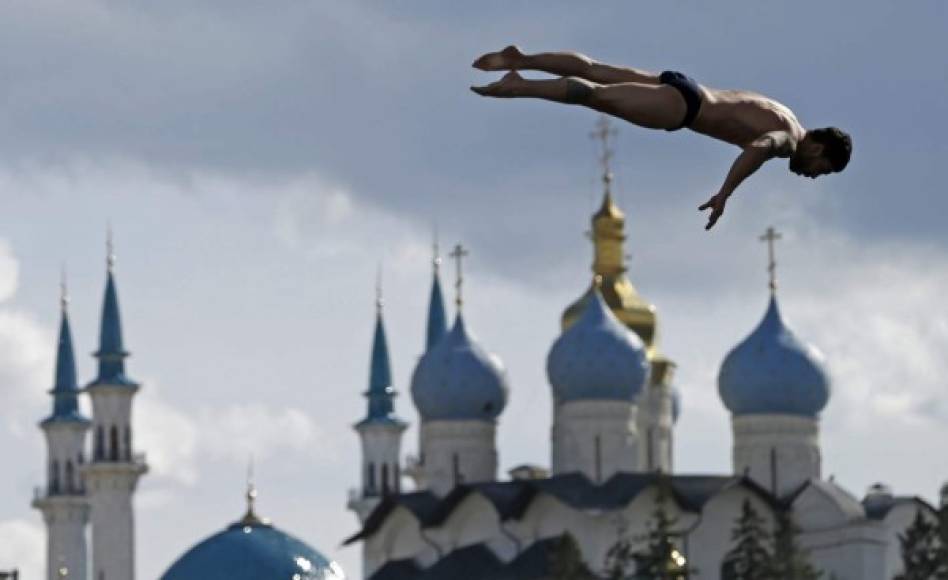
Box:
[718,227,830,497]
[81,235,148,580]
[33,275,91,580]
[560,116,679,473]
[348,272,408,523]
[410,243,509,496]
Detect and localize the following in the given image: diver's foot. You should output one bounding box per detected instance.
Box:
[472,45,526,71]
[470,71,524,97]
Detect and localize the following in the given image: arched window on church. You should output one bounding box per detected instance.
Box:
[452,453,462,486]
[367,462,376,495]
[65,461,75,493]
[394,463,401,493]
[109,426,120,462]
[381,464,390,496]
[50,460,60,494]
[95,426,105,461]
[124,426,132,461]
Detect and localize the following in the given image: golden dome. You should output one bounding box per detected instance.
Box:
[562,192,659,355]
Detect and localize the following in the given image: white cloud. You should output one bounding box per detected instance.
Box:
[0,247,52,436]
[0,241,18,304]
[197,403,326,463]
[0,518,44,579]
[135,384,200,486]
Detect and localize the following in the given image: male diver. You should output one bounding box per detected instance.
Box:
[472,46,852,230]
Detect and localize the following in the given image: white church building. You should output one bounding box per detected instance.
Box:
[343,162,944,579]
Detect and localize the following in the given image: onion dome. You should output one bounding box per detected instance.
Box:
[161,485,345,580]
[547,285,650,403]
[410,315,508,421]
[718,296,830,417]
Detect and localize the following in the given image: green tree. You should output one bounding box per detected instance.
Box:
[628,482,695,580]
[603,515,635,580]
[550,532,596,580]
[894,510,948,580]
[770,511,821,580]
[721,499,774,580]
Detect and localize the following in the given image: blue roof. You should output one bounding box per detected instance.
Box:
[425,272,447,352]
[410,314,508,421]
[719,296,830,417]
[161,520,345,580]
[43,308,89,425]
[547,288,649,403]
[89,270,137,388]
[358,311,406,428]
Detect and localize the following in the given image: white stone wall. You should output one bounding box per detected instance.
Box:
[636,384,674,473]
[552,400,638,482]
[800,521,888,580]
[358,423,406,495]
[732,414,820,496]
[83,463,145,580]
[419,421,496,496]
[43,422,90,494]
[34,496,89,580]
[88,387,136,462]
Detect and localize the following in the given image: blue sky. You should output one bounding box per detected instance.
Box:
[1,1,946,578]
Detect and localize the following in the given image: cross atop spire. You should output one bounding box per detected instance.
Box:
[590,115,618,192]
[449,243,469,311]
[759,226,783,294]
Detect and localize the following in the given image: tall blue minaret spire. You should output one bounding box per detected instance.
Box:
[349,269,408,522]
[92,229,135,386]
[46,271,87,423]
[426,233,447,352]
[363,268,398,422]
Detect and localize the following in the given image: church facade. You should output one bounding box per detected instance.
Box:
[345,170,943,579]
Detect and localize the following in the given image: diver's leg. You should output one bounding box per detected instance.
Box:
[472,72,684,130]
[473,45,660,85]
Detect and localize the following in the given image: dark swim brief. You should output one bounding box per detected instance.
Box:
[659,71,702,131]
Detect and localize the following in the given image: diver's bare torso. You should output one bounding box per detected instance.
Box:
[691,86,805,151]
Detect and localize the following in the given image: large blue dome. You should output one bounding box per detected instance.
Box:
[719,296,830,417]
[410,314,508,421]
[161,519,345,580]
[547,288,649,403]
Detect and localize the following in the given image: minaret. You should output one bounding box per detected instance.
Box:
[719,228,830,497]
[81,234,147,580]
[348,270,408,523]
[410,244,508,496]
[33,274,91,580]
[426,235,448,352]
[561,116,678,473]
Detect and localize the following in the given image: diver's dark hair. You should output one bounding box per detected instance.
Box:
[808,127,852,172]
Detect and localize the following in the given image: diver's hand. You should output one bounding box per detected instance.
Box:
[698,192,728,231]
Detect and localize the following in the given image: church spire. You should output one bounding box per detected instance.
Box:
[425,232,447,351]
[92,229,135,386]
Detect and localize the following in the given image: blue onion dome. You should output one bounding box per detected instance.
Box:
[162,489,345,580]
[719,296,830,417]
[547,286,650,403]
[410,314,508,421]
